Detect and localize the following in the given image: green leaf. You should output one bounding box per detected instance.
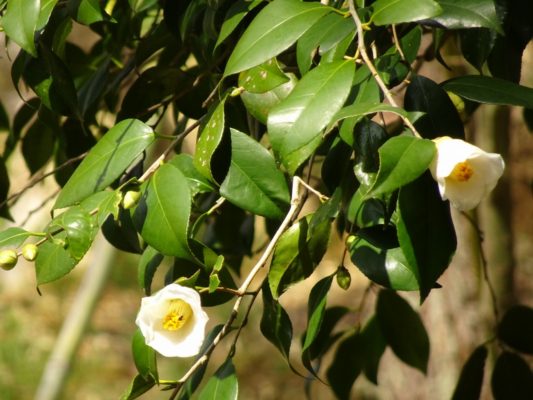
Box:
[92,191,122,227]
[241,73,297,124]
[37,0,60,30]
[69,0,106,25]
[348,233,419,291]
[198,358,239,400]
[193,99,226,183]
[305,306,348,361]
[169,154,215,196]
[22,118,56,174]
[102,208,141,254]
[491,352,533,400]
[138,246,163,295]
[269,215,331,298]
[397,171,456,300]
[498,305,533,355]
[296,12,355,75]
[239,59,289,94]
[433,0,503,34]
[0,227,31,249]
[369,136,436,196]
[132,329,158,381]
[329,102,414,132]
[220,129,290,219]
[2,0,39,56]
[268,59,355,173]
[224,0,331,76]
[302,275,334,352]
[54,119,155,209]
[35,235,77,285]
[129,0,158,13]
[260,282,294,364]
[442,75,533,109]
[215,0,263,49]
[376,290,430,373]
[452,345,487,400]
[371,0,442,25]
[404,75,465,140]
[327,331,364,400]
[53,207,97,261]
[134,163,192,259]
[120,374,155,400]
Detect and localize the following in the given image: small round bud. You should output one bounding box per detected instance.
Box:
[22,243,38,261]
[346,235,356,246]
[122,190,141,209]
[0,249,18,271]
[230,87,244,97]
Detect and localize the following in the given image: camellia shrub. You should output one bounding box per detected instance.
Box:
[0,0,532,398]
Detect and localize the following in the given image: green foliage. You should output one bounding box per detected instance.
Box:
[0,0,530,398]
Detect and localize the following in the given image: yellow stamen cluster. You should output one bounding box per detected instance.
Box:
[162,299,193,331]
[450,161,474,182]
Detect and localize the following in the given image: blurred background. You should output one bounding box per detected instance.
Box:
[0,25,532,400]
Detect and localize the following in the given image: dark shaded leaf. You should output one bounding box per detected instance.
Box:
[138,246,164,295]
[432,0,503,33]
[452,345,487,400]
[220,129,290,219]
[491,352,533,400]
[498,305,533,354]
[376,290,430,373]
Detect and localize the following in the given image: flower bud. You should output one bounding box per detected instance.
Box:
[22,243,38,261]
[122,190,141,209]
[0,249,18,271]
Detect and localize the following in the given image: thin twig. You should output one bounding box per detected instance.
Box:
[347,0,422,138]
[168,177,325,400]
[391,25,406,62]
[139,118,203,183]
[0,152,88,210]
[460,211,499,321]
[20,189,60,227]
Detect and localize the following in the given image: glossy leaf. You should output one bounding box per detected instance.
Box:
[37,0,59,30]
[376,290,430,373]
[397,171,457,300]
[55,207,97,261]
[193,99,226,183]
[120,374,155,400]
[329,102,414,132]
[432,0,503,34]
[69,0,106,25]
[198,358,238,400]
[220,129,290,219]
[327,331,364,400]
[93,191,122,227]
[260,282,294,364]
[405,75,465,139]
[371,0,442,26]
[491,352,533,400]
[35,235,77,285]
[452,345,487,400]
[132,329,158,381]
[239,59,289,94]
[442,75,533,109]
[241,73,297,124]
[224,0,331,76]
[268,60,355,173]
[269,215,331,298]
[54,119,154,209]
[369,136,436,197]
[296,12,355,74]
[460,28,496,73]
[169,154,215,196]
[348,234,419,291]
[138,246,164,295]
[2,0,39,56]
[498,305,533,354]
[134,163,192,259]
[354,120,388,173]
[302,275,334,353]
[215,0,263,49]
[0,227,31,249]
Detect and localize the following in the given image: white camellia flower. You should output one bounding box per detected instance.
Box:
[136,283,209,357]
[430,136,505,211]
